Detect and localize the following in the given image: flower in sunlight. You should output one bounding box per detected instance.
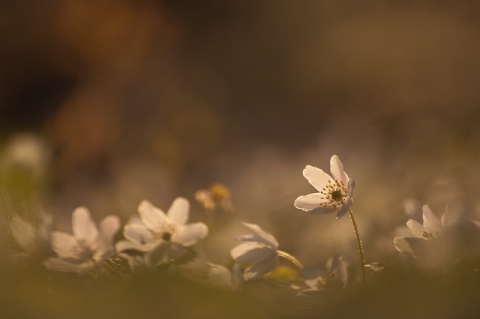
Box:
[10,212,53,258]
[230,223,279,281]
[44,207,120,274]
[115,197,208,267]
[295,155,355,219]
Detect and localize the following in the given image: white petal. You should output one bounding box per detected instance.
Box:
[72,207,99,247]
[239,223,278,248]
[44,258,87,273]
[94,215,120,261]
[124,218,155,245]
[51,231,81,259]
[294,194,334,214]
[243,254,278,280]
[393,237,414,255]
[406,219,425,238]
[230,242,273,264]
[422,205,442,236]
[172,222,208,246]
[393,236,426,257]
[208,264,234,289]
[302,165,334,191]
[167,197,190,226]
[138,200,167,232]
[330,155,349,187]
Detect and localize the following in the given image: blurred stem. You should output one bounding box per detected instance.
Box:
[349,208,366,286]
[277,250,303,269]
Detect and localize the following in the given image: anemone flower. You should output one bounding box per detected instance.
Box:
[295,155,355,219]
[44,207,120,274]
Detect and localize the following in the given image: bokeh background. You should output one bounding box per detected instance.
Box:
[1,1,480,318]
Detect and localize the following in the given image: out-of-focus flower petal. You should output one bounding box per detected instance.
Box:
[50,232,80,259]
[422,205,442,237]
[172,222,208,246]
[167,197,189,226]
[208,264,234,289]
[406,219,425,238]
[239,223,278,248]
[72,207,99,247]
[138,200,167,232]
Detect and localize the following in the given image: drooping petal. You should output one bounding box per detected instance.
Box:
[294,193,334,214]
[302,165,334,192]
[243,254,278,280]
[239,223,278,248]
[394,237,427,257]
[422,205,442,237]
[167,197,190,226]
[406,219,425,238]
[231,242,272,264]
[72,207,99,247]
[330,155,349,188]
[50,231,81,259]
[172,222,208,246]
[138,200,167,233]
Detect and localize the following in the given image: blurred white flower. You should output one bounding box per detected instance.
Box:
[394,204,480,264]
[10,212,53,258]
[230,223,279,281]
[44,207,120,274]
[115,197,208,267]
[295,155,355,219]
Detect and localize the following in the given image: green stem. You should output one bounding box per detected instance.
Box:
[277,250,304,270]
[348,208,366,286]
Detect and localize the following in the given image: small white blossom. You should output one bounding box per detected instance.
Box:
[230,223,279,281]
[115,197,208,267]
[44,207,120,274]
[295,155,355,219]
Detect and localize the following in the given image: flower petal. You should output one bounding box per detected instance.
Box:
[124,217,155,245]
[422,205,442,237]
[406,219,425,238]
[72,207,99,247]
[231,242,273,264]
[302,165,334,192]
[138,200,167,233]
[167,197,190,226]
[95,215,120,261]
[172,222,208,246]
[243,254,278,280]
[294,194,334,214]
[239,223,278,248]
[393,236,427,257]
[330,155,349,187]
[51,231,81,259]
[44,258,88,273]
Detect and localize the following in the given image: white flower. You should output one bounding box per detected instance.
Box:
[393,204,445,257]
[44,207,120,274]
[10,213,53,258]
[230,223,279,281]
[115,197,208,266]
[295,155,355,219]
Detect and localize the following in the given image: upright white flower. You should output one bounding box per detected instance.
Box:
[44,207,120,274]
[115,197,208,266]
[230,223,279,281]
[295,155,355,219]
